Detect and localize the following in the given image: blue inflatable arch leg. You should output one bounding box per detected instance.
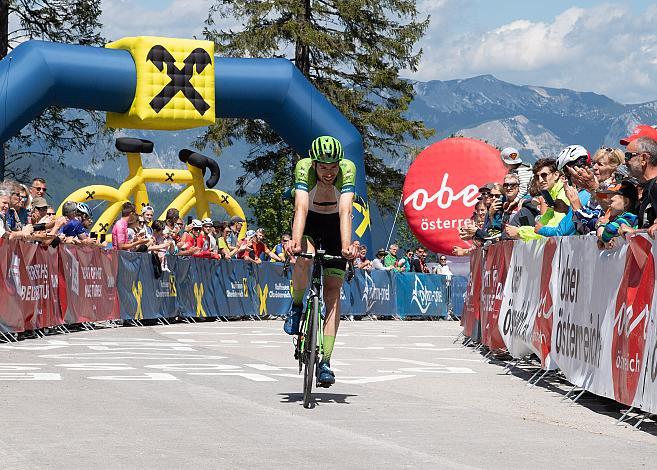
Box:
[0,41,371,249]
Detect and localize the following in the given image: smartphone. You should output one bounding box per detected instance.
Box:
[100,234,106,243]
[90,231,97,240]
[540,190,555,207]
[32,222,46,231]
[187,215,193,225]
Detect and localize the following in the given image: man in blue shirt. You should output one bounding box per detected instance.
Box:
[59,201,91,241]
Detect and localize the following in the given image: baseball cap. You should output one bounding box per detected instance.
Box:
[201,217,213,226]
[478,183,494,193]
[245,229,256,239]
[230,215,245,224]
[376,248,387,257]
[191,219,203,229]
[212,220,222,229]
[500,147,522,165]
[597,180,638,209]
[620,125,657,146]
[31,197,48,209]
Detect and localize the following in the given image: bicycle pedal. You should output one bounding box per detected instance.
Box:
[316,381,332,388]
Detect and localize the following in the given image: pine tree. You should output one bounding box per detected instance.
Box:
[0,0,106,179]
[202,0,434,235]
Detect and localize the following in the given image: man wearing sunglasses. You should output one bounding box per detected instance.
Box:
[618,129,657,236]
[29,177,47,200]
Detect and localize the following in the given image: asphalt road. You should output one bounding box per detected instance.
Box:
[0,319,655,469]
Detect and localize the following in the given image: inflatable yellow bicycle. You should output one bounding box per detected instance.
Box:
[58,137,246,235]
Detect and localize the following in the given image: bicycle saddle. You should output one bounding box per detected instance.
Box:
[178,149,221,188]
[115,137,154,154]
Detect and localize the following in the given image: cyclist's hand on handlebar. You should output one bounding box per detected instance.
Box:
[341,241,359,260]
[286,239,302,257]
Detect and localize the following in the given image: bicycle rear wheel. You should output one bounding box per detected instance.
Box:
[303,296,319,409]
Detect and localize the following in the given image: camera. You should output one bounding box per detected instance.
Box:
[32,223,46,231]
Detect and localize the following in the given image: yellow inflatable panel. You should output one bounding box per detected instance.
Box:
[106,36,215,130]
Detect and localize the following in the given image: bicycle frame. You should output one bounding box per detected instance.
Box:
[297,252,326,372]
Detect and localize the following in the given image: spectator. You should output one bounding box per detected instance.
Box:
[504,158,569,241]
[622,136,657,235]
[59,201,90,242]
[434,255,453,277]
[141,206,154,237]
[237,230,260,263]
[411,247,429,273]
[216,221,239,259]
[396,249,413,272]
[354,245,373,270]
[505,173,539,228]
[500,147,533,198]
[201,218,218,255]
[17,184,29,225]
[148,220,175,271]
[535,145,592,237]
[252,228,283,262]
[29,177,47,200]
[372,248,393,270]
[273,233,291,261]
[226,216,245,250]
[384,244,399,269]
[112,202,149,251]
[596,181,639,246]
[178,219,203,256]
[1,180,23,231]
[165,208,180,233]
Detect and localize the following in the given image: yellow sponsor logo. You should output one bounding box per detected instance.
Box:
[106,36,215,130]
[131,280,143,320]
[353,199,371,238]
[242,278,249,298]
[256,284,269,317]
[193,282,207,318]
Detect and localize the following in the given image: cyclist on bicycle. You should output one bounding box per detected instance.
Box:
[284,136,360,386]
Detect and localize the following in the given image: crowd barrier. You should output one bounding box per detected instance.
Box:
[0,239,467,333]
[461,235,657,416]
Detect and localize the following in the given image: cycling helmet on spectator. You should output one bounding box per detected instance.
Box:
[557,145,590,171]
[76,202,93,219]
[191,219,203,229]
[309,136,344,163]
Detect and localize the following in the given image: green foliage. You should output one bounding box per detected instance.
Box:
[0,0,108,179]
[202,0,434,213]
[245,154,295,246]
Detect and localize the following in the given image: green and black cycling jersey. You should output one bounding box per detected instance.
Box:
[293,157,356,277]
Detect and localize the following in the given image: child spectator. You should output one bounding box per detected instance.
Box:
[596,181,639,246]
[148,220,175,271]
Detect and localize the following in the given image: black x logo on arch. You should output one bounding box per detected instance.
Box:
[146,45,212,115]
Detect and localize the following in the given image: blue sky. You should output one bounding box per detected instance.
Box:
[101,1,657,103]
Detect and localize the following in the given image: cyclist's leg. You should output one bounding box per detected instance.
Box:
[291,237,314,305]
[322,272,344,363]
[284,237,314,334]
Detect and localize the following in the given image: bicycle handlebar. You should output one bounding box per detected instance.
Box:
[282,251,355,281]
[178,149,221,188]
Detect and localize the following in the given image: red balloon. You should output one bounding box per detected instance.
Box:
[402,138,507,254]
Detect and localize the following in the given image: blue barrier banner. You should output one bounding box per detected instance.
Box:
[349,270,396,316]
[254,262,292,317]
[117,252,176,320]
[395,273,449,318]
[450,276,468,318]
[213,261,257,318]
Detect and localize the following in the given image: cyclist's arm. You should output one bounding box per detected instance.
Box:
[338,191,354,250]
[291,190,309,246]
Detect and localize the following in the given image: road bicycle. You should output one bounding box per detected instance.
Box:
[57,137,246,236]
[285,249,354,408]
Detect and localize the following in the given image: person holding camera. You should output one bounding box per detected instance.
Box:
[504,158,570,241]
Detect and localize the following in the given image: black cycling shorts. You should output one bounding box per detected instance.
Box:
[303,210,346,277]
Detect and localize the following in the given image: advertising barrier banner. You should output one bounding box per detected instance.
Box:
[480,241,513,350]
[395,272,448,318]
[60,245,119,324]
[462,248,483,340]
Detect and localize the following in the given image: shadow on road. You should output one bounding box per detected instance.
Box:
[279,392,358,408]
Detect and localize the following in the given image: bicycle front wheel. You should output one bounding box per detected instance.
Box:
[303,296,319,409]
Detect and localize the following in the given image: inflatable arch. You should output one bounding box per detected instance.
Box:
[0,39,371,249]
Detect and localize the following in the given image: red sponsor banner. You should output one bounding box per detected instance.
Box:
[0,239,62,332]
[531,238,558,369]
[60,245,120,323]
[402,138,507,254]
[462,247,483,339]
[480,241,513,350]
[611,236,654,406]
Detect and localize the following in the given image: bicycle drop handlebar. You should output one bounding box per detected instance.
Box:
[178,149,221,188]
[282,251,355,281]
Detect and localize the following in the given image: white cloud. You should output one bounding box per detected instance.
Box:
[101,0,213,41]
[413,2,657,103]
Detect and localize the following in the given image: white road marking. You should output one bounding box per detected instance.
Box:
[88,373,178,381]
[0,373,61,380]
[188,372,277,382]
